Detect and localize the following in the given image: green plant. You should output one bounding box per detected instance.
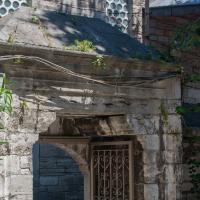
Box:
[159,101,168,125]
[0,141,8,145]
[31,15,40,24]
[7,33,14,44]
[176,105,200,116]
[0,74,13,114]
[188,74,200,82]
[13,58,24,64]
[92,55,106,70]
[69,40,96,52]
[0,74,12,150]
[172,19,200,50]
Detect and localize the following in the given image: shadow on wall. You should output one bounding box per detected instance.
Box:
[41,10,147,57]
[16,8,149,58]
[32,143,84,200]
[59,0,102,17]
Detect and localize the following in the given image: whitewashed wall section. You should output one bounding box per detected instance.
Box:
[0,0,27,17]
[105,0,129,32]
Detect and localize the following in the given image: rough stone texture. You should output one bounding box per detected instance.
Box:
[0,36,182,200]
[148,6,200,200]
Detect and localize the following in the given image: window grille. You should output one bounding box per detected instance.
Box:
[91,141,133,200]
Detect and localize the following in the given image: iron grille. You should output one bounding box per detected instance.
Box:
[91,142,133,200]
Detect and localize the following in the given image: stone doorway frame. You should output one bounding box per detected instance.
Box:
[39,136,135,200]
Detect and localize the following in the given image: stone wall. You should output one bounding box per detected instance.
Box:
[147,6,200,199]
[0,43,182,200]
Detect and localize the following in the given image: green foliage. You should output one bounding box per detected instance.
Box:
[176,105,200,115]
[176,106,188,115]
[67,40,96,52]
[92,55,106,70]
[0,141,8,145]
[20,100,28,111]
[0,74,12,147]
[7,33,14,44]
[13,58,24,64]
[187,74,200,82]
[159,102,168,124]
[31,15,40,24]
[172,19,200,50]
[0,75,13,114]
[186,136,200,198]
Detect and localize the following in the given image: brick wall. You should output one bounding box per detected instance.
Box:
[148,5,200,52]
[33,144,84,200]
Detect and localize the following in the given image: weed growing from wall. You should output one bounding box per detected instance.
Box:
[92,55,106,70]
[65,40,96,53]
[0,74,13,155]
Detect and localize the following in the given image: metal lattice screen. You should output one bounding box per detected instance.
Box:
[0,0,27,17]
[105,0,129,33]
[91,142,133,200]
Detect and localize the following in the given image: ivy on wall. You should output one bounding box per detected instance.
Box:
[172,18,200,50]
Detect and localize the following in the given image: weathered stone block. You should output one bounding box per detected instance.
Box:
[0,175,4,198]
[143,151,159,164]
[9,194,33,200]
[4,109,38,133]
[163,134,182,151]
[165,183,181,200]
[144,164,159,183]
[8,133,38,155]
[162,150,182,164]
[20,156,31,169]
[21,169,31,175]
[144,184,159,200]
[137,135,160,150]
[36,111,56,133]
[164,115,182,134]
[4,155,20,176]
[9,175,32,195]
[127,115,160,135]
